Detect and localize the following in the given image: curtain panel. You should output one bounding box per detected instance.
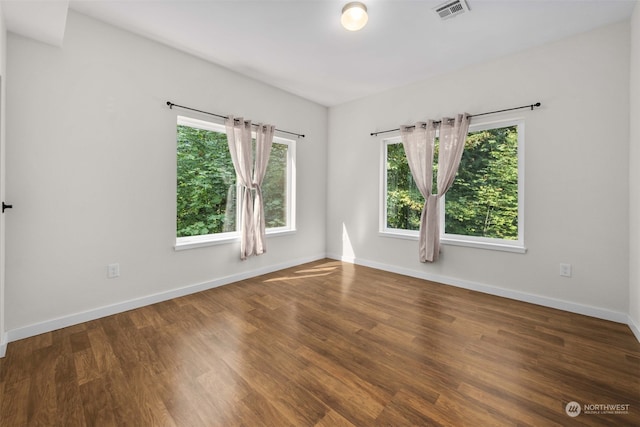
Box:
[400,114,470,262]
[252,123,275,255]
[225,116,275,260]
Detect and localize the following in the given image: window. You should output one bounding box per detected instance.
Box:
[176,116,295,249]
[380,119,525,253]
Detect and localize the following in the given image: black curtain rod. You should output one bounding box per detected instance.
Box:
[166,101,305,138]
[370,102,541,137]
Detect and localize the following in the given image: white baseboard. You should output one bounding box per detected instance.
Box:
[5,253,326,346]
[629,315,640,342]
[327,253,631,325]
[0,333,6,358]
[5,252,638,352]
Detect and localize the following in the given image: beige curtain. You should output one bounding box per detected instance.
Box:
[252,124,275,255]
[400,120,437,261]
[400,114,470,262]
[225,116,274,260]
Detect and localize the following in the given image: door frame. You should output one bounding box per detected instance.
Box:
[0,73,6,357]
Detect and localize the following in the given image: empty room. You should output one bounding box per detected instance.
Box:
[0,0,639,425]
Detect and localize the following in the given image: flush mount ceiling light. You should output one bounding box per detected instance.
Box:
[341,2,368,31]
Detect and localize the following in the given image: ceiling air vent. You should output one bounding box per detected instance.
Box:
[434,0,470,20]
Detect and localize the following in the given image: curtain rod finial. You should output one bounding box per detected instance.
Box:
[166,101,174,109]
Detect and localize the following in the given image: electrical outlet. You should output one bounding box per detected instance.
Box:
[560,263,572,278]
[107,263,120,279]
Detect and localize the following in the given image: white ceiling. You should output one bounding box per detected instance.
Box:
[3,0,68,47]
[3,0,637,106]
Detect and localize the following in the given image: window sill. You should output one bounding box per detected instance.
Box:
[440,236,527,254]
[175,228,296,251]
[379,230,419,241]
[379,231,526,254]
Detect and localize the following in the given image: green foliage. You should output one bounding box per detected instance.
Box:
[386,125,519,240]
[177,125,237,237]
[176,125,289,238]
[446,126,518,239]
[386,143,424,230]
[263,144,288,228]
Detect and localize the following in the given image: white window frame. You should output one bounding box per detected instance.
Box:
[379,118,525,254]
[175,116,296,251]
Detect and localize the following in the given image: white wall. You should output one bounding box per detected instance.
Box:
[327,21,631,319]
[630,2,640,338]
[5,11,327,332]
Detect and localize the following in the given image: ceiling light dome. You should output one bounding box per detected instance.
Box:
[341,2,368,31]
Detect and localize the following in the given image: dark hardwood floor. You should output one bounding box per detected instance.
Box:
[1,259,639,426]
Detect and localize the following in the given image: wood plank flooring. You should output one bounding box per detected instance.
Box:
[1,259,639,426]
